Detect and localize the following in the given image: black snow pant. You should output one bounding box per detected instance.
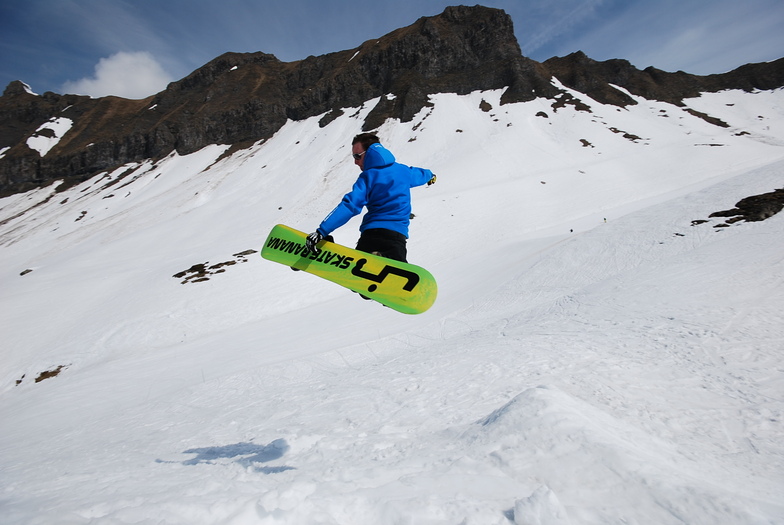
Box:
[355,229,408,301]
[355,228,408,263]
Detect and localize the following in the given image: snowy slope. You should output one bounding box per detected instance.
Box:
[1,87,783,524]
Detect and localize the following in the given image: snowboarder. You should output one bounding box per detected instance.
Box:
[305,133,436,263]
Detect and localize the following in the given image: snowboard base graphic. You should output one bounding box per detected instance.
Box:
[261,224,437,314]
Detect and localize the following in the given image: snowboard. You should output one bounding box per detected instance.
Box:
[261,224,437,314]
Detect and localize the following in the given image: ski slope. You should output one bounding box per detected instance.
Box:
[1,87,783,524]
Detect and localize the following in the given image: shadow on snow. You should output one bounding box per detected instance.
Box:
[157,438,295,474]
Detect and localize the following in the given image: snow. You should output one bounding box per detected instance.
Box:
[21,81,38,96]
[1,86,783,524]
[25,116,73,156]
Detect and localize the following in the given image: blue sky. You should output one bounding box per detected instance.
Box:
[1,0,782,99]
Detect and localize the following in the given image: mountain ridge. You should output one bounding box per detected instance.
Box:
[545,51,784,107]
[0,4,782,197]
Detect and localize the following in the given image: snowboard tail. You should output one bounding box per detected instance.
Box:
[261,224,437,314]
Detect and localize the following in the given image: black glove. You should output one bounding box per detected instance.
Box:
[427,173,437,186]
[306,231,323,255]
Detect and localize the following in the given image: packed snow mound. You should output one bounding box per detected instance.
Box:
[0,87,783,524]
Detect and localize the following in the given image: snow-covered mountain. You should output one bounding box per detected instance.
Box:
[1,73,783,524]
[2,5,783,198]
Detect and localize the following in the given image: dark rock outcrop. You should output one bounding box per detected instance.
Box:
[545,51,784,107]
[708,188,784,225]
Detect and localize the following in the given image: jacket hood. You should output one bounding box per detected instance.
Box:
[363,143,396,170]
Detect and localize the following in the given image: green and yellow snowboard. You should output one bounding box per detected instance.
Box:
[261,224,437,314]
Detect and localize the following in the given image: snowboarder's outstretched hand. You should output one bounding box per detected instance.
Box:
[306,231,323,255]
[428,174,437,186]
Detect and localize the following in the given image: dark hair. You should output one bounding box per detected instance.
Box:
[352,132,380,151]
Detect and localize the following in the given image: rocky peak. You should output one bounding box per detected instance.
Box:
[4,80,34,97]
[545,51,784,107]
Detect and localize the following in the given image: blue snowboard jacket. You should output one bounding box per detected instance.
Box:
[317,143,433,238]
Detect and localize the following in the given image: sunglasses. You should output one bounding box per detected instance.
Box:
[352,151,365,160]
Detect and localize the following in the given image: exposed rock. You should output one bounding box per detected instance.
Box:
[708,188,784,225]
[545,51,784,107]
[173,249,257,284]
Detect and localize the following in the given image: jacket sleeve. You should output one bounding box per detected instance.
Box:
[409,167,434,188]
[317,175,369,236]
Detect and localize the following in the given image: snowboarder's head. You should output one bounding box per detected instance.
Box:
[351,132,380,170]
[351,133,395,171]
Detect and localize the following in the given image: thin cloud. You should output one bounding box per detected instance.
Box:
[630,2,784,73]
[537,0,784,74]
[516,0,609,57]
[61,51,173,99]
[53,0,168,56]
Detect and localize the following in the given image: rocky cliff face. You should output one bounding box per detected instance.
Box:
[1,5,782,196]
[544,51,784,108]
